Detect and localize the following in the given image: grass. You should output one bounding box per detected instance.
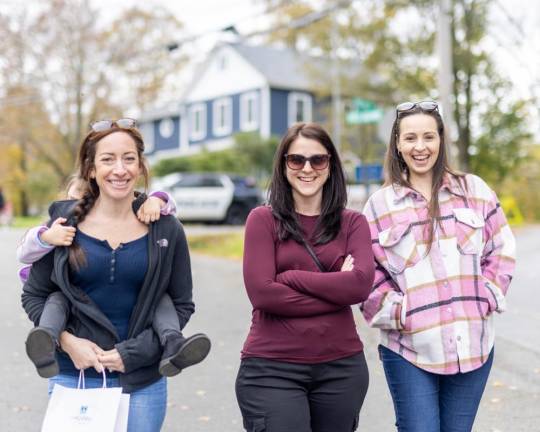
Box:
[11,216,44,229]
[10,217,245,260]
[187,232,244,260]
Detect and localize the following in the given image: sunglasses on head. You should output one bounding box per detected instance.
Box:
[284,154,331,171]
[89,118,138,132]
[396,101,439,116]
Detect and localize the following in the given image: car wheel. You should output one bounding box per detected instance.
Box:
[225,203,248,225]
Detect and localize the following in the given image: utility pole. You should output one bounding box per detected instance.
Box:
[436,0,458,165]
[330,11,342,151]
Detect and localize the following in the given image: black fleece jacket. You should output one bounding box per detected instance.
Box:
[21,199,195,392]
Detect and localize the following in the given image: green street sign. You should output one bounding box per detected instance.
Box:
[352,98,376,111]
[346,108,383,124]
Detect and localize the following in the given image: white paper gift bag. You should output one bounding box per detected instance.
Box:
[41,370,129,432]
[114,393,131,432]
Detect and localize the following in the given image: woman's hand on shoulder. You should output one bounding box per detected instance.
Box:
[59,331,104,373]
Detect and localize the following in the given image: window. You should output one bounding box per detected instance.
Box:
[172,175,224,188]
[158,118,175,139]
[213,97,232,136]
[189,104,206,141]
[288,92,312,126]
[200,176,225,188]
[240,92,259,131]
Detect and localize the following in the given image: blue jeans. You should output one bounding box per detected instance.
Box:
[48,374,167,432]
[379,345,494,432]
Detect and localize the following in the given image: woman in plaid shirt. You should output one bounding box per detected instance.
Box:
[361,101,516,431]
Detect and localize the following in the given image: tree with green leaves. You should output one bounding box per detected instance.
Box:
[152,133,279,183]
[262,0,532,179]
[233,133,279,180]
[469,99,531,188]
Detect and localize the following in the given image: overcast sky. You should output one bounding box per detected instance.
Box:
[2,0,538,129]
[3,0,538,101]
[87,0,540,101]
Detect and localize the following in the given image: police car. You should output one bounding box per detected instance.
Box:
[152,173,263,225]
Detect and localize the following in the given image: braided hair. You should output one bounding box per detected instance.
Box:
[68,126,149,269]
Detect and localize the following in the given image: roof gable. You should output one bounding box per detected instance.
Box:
[232,42,327,92]
[183,44,267,103]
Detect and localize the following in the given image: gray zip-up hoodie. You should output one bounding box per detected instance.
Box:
[21,199,195,392]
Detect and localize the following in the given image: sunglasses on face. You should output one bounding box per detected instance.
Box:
[284,154,331,171]
[89,118,138,132]
[396,101,439,116]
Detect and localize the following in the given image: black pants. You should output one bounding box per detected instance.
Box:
[38,291,181,345]
[235,352,369,432]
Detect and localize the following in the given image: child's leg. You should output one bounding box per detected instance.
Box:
[152,294,182,345]
[26,291,69,378]
[153,294,211,377]
[37,291,70,340]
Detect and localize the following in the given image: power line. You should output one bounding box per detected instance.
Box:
[0,0,345,109]
[242,0,353,39]
[488,1,540,88]
[491,0,540,63]
[493,0,527,39]
[136,0,299,56]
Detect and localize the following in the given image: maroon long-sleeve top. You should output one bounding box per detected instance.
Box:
[241,206,375,363]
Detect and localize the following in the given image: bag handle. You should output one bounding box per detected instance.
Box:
[299,238,326,272]
[77,369,108,389]
[77,370,85,389]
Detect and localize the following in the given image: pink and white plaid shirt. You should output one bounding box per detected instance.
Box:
[361,173,516,374]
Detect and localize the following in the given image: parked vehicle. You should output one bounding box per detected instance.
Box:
[152,173,263,225]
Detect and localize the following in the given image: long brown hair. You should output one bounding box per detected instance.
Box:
[384,106,464,248]
[69,126,149,269]
[268,122,347,245]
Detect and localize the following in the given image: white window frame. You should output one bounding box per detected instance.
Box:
[140,121,154,153]
[288,92,312,126]
[189,103,207,141]
[240,91,259,132]
[212,97,232,137]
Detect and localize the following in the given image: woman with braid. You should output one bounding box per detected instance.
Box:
[22,119,210,432]
[17,175,210,380]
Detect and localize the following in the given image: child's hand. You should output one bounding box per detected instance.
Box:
[40,217,76,246]
[137,196,165,224]
[340,254,354,272]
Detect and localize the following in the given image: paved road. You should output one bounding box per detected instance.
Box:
[1,225,538,431]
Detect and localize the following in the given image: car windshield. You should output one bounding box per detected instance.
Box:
[231,176,256,188]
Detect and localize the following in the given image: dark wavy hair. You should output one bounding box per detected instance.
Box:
[385,106,465,248]
[268,122,347,245]
[69,126,149,269]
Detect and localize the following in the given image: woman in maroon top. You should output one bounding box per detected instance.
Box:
[235,123,375,432]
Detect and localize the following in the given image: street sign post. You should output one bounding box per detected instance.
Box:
[355,163,384,200]
[355,164,383,183]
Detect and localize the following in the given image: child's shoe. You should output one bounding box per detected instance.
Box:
[159,333,211,377]
[25,327,59,378]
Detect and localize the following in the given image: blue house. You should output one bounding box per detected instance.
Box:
[140,41,329,161]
